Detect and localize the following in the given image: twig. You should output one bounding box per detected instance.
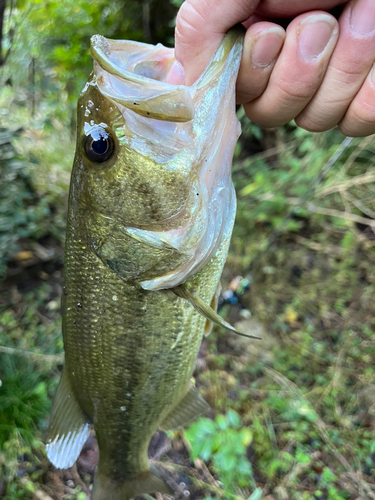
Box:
[194,458,221,488]
[318,171,375,198]
[69,464,90,495]
[286,199,375,230]
[233,140,298,172]
[340,135,374,175]
[182,435,220,488]
[339,190,375,220]
[0,345,63,364]
[307,206,375,231]
[295,236,343,256]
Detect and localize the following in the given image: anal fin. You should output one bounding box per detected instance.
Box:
[46,370,90,469]
[160,384,210,431]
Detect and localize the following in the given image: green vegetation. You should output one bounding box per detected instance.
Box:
[186,410,255,493]
[1,1,375,499]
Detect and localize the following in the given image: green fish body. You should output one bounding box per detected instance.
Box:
[47,28,244,500]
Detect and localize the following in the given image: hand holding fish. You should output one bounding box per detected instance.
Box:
[170,0,375,137]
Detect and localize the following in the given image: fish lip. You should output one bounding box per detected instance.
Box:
[90,35,176,89]
[90,35,195,122]
[90,27,245,89]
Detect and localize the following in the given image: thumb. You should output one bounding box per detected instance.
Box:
[168,0,261,85]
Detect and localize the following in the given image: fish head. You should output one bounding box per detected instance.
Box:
[74,78,192,228]
[71,29,244,288]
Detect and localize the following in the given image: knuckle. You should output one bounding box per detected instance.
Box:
[353,99,375,125]
[295,114,333,133]
[275,76,317,103]
[337,121,366,137]
[175,0,207,42]
[331,53,372,86]
[244,104,288,128]
[339,103,375,137]
[236,82,267,105]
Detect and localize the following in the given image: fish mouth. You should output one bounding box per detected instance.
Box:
[90,35,195,122]
[90,28,244,123]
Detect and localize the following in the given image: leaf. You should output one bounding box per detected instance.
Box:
[199,438,214,462]
[215,414,228,430]
[285,306,298,325]
[14,251,33,261]
[247,488,263,500]
[240,183,258,197]
[226,409,241,428]
[240,428,253,447]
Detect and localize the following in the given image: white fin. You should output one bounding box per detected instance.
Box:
[46,371,90,469]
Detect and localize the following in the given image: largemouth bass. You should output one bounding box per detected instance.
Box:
[47,28,246,499]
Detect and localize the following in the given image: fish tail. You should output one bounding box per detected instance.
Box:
[92,464,173,500]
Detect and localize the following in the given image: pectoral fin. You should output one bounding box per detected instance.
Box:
[46,371,90,469]
[160,384,210,431]
[204,283,222,337]
[173,284,261,340]
[123,227,178,251]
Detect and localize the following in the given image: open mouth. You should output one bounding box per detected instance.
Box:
[88,29,244,291]
[90,35,195,122]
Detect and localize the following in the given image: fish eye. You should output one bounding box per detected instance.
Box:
[84,129,115,163]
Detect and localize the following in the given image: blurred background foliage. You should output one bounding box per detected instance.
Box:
[1,1,375,499]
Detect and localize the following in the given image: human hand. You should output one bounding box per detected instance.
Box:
[167,0,375,137]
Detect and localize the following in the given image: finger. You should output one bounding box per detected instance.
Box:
[255,0,345,17]
[296,0,375,132]
[243,12,339,128]
[172,0,260,85]
[236,22,286,105]
[338,64,375,137]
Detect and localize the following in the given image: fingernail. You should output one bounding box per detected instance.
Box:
[252,27,285,68]
[166,60,185,85]
[350,0,375,36]
[298,14,337,61]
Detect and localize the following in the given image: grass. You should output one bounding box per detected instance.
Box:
[1,110,375,499]
[183,129,375,499]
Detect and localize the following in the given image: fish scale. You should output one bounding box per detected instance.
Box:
[63,226,216,470]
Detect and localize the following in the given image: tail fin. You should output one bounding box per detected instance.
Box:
[92,465,173,500]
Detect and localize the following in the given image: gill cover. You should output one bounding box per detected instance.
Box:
[90,28,244,290]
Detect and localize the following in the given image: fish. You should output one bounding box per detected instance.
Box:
[46,27,252,500]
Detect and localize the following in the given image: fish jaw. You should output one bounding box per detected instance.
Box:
[91,35,194,122]
[76,28,244,289]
